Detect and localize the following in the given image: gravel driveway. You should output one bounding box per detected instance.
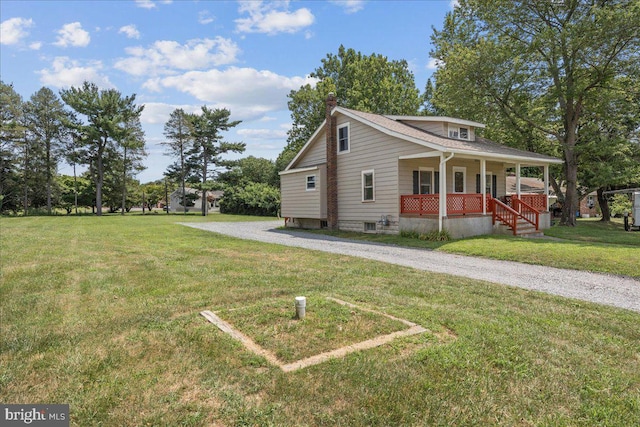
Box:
[181,220,640,313]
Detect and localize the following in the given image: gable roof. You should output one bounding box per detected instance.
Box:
[287,107,562,170]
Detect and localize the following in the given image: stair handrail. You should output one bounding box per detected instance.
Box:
[492,198,520,235]
[512,197,540,230]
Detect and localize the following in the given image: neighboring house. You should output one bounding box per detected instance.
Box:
[579,191,599,218]
[279,94,563,238]
[169,187,223,213]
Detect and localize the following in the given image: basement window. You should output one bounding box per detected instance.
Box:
[364,222,377,232]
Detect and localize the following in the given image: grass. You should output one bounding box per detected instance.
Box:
[302,218,640,278]
[219,296,408,363]
[1,215,639,426]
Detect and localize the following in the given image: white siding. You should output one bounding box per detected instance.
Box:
[334,117,433,223]
[400,120,445,136]
[280,165,327,219]
[295,133,326,168]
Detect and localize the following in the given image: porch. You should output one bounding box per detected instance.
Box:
[400,193,549,237]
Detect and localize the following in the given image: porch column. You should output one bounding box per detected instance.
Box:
[543,165,549,210]
[439,153,448,232]
[515,163,522,199]
[480,158,487,215]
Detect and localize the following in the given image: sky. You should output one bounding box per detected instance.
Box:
[1,0,456,183]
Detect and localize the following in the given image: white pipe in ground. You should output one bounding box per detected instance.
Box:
[295,296,306,319]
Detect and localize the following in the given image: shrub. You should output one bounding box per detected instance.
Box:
[609,194,632,217]
[220,182,280,217]
[400,229,451,241]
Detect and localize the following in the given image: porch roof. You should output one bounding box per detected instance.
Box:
[336,108,563,166]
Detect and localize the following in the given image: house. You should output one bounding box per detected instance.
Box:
[579,191,599,218]
[279,94,564,238]
[169,187,223,213]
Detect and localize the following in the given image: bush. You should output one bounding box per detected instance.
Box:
[220,183,280,216]
[400,229,451,241]
[609,194,632,217]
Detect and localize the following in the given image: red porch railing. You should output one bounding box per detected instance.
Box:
[512,197,540,230]
[518,194,548,211]
[400,194,493,216]
[492,198,521,234]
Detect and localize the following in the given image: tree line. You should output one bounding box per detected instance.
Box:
[0,81,281,217]
[0,81,147,215]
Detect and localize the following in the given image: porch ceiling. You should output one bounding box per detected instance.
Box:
[399,151,562,166]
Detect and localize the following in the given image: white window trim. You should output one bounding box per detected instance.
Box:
[306,174,316,191]
[337,122,350,154]
[485,171,493,195]
[448,124,470,140]
[453,166,466,194]
[419,167,434,195]
[362,169,375,202]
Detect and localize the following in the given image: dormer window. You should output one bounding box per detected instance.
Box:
[449,125,470,140]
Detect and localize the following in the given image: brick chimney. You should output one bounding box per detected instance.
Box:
[325,92,338,229]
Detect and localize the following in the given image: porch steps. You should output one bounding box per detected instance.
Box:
[494,218,544,238]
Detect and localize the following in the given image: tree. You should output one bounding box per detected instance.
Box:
[577,75,640,220]
[277,45,422,176]
[218,156,277,187]
[219,182,280,217]
[162,109,192,215]
[116,114,146,215]
[430,0,640,226]
[61,82,145,216]
[23,87,71,214]
[186,106,244,216]
[0,81,24,213]
[141,181,166,212]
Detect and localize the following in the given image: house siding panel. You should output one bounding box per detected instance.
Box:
[400,120,445,136]
[280,165,327,219]
[296,134,326,168]
[334,117,432,225]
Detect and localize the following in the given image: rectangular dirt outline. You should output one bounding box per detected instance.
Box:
[200,297,429,372]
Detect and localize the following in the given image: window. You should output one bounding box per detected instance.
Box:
[453,167,466,193]
[448,125,470,140]
[320,220,328,228]
[338,123,350,153]
[364,222,377,232]
[477,173,498,197]
[306,175,316,190]
[419,170,432,194]
[362,170,375,201]
[413,170,440,194]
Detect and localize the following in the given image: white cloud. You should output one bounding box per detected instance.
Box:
[147,66,318,119]
[29,41,42,50]
[426,58,443,70]
[237,127,288,140]
[38,56,114,89]
[119,24,141,39]
[114,37,240,76]
[330,0,365,14]
[236,1,314,35]
[135,0,172,9]
[1,17,34,45]
[198,11,215,25]
[140,102,201,125]
[54,22,90,47]
[450,0,460,8]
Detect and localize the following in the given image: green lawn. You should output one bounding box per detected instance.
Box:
[1,215,639,426]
